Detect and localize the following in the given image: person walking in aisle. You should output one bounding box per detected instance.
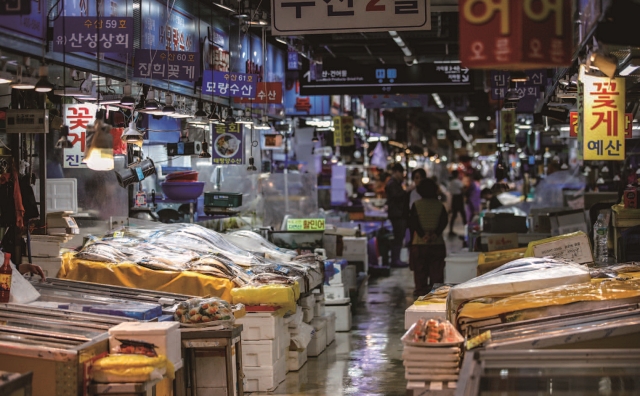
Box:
[408,168,427,210]
[448,170,466,236]
[385,163,409,268]
[408,178,449,297]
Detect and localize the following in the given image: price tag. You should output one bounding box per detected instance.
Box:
[532,233,593,264]
[113,231,124,238]
[487,233,519,252]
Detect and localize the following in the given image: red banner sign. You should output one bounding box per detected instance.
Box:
[570,111,633,139]
[234,82,283,105]
[459,0,573,69]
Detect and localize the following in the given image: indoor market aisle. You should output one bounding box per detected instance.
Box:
[250,229,466,396]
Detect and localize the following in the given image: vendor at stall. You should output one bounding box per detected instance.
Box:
[386,163,409,268]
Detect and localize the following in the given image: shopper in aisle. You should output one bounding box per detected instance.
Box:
[408,168,427,209]
[466,171,482,222]
[448,170,467,236]
[408,178,448,297]
[481,188,503,210]
[386,163,409,268]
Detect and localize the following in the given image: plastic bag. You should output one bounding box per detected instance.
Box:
[9,262,40,304]
[91,354,175,383]
[290,322,314,350]
[401,318,463,346]
[174,297,235,327]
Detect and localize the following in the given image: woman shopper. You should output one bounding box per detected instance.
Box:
[408,178,449,297]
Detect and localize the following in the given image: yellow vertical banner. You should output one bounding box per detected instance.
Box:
[341,116,355,147]
[500,109,516,145]
[582,74,625,160]
[333,116,343,147]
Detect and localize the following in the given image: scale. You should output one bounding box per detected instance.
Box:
[203,192,242,216]
[47,211,79,235]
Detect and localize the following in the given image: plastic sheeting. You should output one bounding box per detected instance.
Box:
[531,169,585,209]
[59,253,235,302]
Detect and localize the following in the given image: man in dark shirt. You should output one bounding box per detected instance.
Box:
[385,163,409,267]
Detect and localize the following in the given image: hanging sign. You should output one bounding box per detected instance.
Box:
[286,218,325,231]
[53,17,133,53]
[570,111,633,139]
[333,116,354,147]
[202,71,258,99]
[459,0,572,69]
[142,0,196,52]
[271,0,431,35]
[211,123,244,165]
[499,108,516,145]
[0,0,30,15]
[134,50,200,82]
[235,82,283,105]
[287,47,300,70]
[0,0,45,40]
[582,74,625,161]
[63,104,97,168]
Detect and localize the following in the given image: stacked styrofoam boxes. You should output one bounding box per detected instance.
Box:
[324,312,336,346]
[30,235,66,278]
[287,309,310,371]
[325,302,352,332]
[236,312,289,392]
[307,317,327,357]
[298,293,316,324]
[342,236,368,273]
[312,292,325,318]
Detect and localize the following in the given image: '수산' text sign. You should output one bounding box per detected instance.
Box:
[271,0,431,35]
[202,71,258,99]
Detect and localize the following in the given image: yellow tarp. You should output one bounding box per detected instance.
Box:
[231,283,299,316]
[458,275,640,320]
[59,253,235,302]
[477,248,527,276]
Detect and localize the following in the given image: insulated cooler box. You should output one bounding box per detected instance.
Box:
[244,352,287,392]
[307,317,327,357]
[288,349,307,371]
[108,321,182,370]
[444,252,480,284]
[235,312,284,340]
[325,300,352,332]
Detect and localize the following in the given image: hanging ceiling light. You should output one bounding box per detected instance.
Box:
[145,90,159,110]
[83,116,114,171]
[246,157,257,171]
[11,66,36,90]
[163,93,176,114]
[510,70,529,83]
[224,108,237,124]
[194,101,208,117]
[199,131,212,158]
[254,116,270,130]
[120,83,136,106]
[55,125,73,149]
[209,104,222,124]
[34,65,54,93]
[236,109,254,125]
[212,0,236,13]
[121,121,144,145]
[312,131,319,142]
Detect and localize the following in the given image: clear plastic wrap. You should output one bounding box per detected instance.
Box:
[401,318,463,347]
[223,230,297,262]
[91,354,175,383]
[531,169,585,209]
[290,322,314,350]
[174,297,235,328]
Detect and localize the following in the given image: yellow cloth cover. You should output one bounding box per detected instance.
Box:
[92,354,175,381]
[59,253,235,302]
[458,276,640,320]
[231,283,299,315]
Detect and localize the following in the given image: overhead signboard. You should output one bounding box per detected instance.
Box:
[570,111,633,139]
[0,0,30,15]
[271,0,431,35]
[235,82,284,105]
[134,50,200,81]
[582,74,625,161]
[53,17,134,53]
[300,62,472,95]
[499,108,516,145]
[333,116,355,147]
[459,0,572,69]
[286,218,326,232]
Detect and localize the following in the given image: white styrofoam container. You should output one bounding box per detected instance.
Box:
[109,322,182,370]
[288,349,308,372]
[324,284,348,300]
[30,235,66,258]
[244,352,287,392]
[302,307,314,323]
[314,301,325,318]
[33,178,78,213]
[405,303,447,329]
[236,312,284,341]
[343,265,357,292]
[242,339,280,368]
[298,293,316,308]
[191,346,237,396]
[325,303,352,332]
[444,252,480,284]
[313,292,324,302]
[307,321,327,357]
[324,312,336,346]
[329,263,344,284]
[278,325,291,358]
[34,257,63,278]
[342,237,367,259]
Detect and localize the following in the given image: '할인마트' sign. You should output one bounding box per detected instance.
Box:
[286,218,326,231]
[202,71,258,99]
[582,74,625,160]
[271,0,431,35]
[134,50,200,82]
[53,17,133,53]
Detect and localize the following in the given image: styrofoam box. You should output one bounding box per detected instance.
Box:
[444,252,480,284]
[299,293,316,309]
[278,325,291,357]
[307,320,327,357]
[242,339,280,368]
[405,303,447,329]
[236,312,284,341]
[244,352,287,392]
[342,237,367,259]
[324,284,348,300]
[33,178,78,213]
[34,257,63,278]
[30,235,66,258]
[325,303,352,332]
[343,265,357,292]
[329,263,344,285]
[190,346,237,396]
[324,312,336,346]
[314,301,325,318]
[288,349,307,372]
[302,307,314,323]
[109,322,182,370]
[313,292,324,302]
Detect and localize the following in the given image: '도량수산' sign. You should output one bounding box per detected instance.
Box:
[271,0,431,35]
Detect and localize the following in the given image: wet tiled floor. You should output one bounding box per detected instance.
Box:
[251,227,466,396]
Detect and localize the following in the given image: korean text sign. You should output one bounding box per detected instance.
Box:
[459,0,572,69]
[582,74,625,161]
[499,108,516,144]
[202,71,258,99]
[235,82,283,105]
[134,50,200,82]
[53,17,133,53]
[333,116,355,147]
[286,218,325,231]
[63,104,97,168]
[271,0,431,35]
[570,111,633,139]
[211,123,244,165]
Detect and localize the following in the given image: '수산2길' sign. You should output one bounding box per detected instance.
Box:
[271,0,431,35]
[134,50,200,82]
[202,71,258,99]
[53,17,133,53]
